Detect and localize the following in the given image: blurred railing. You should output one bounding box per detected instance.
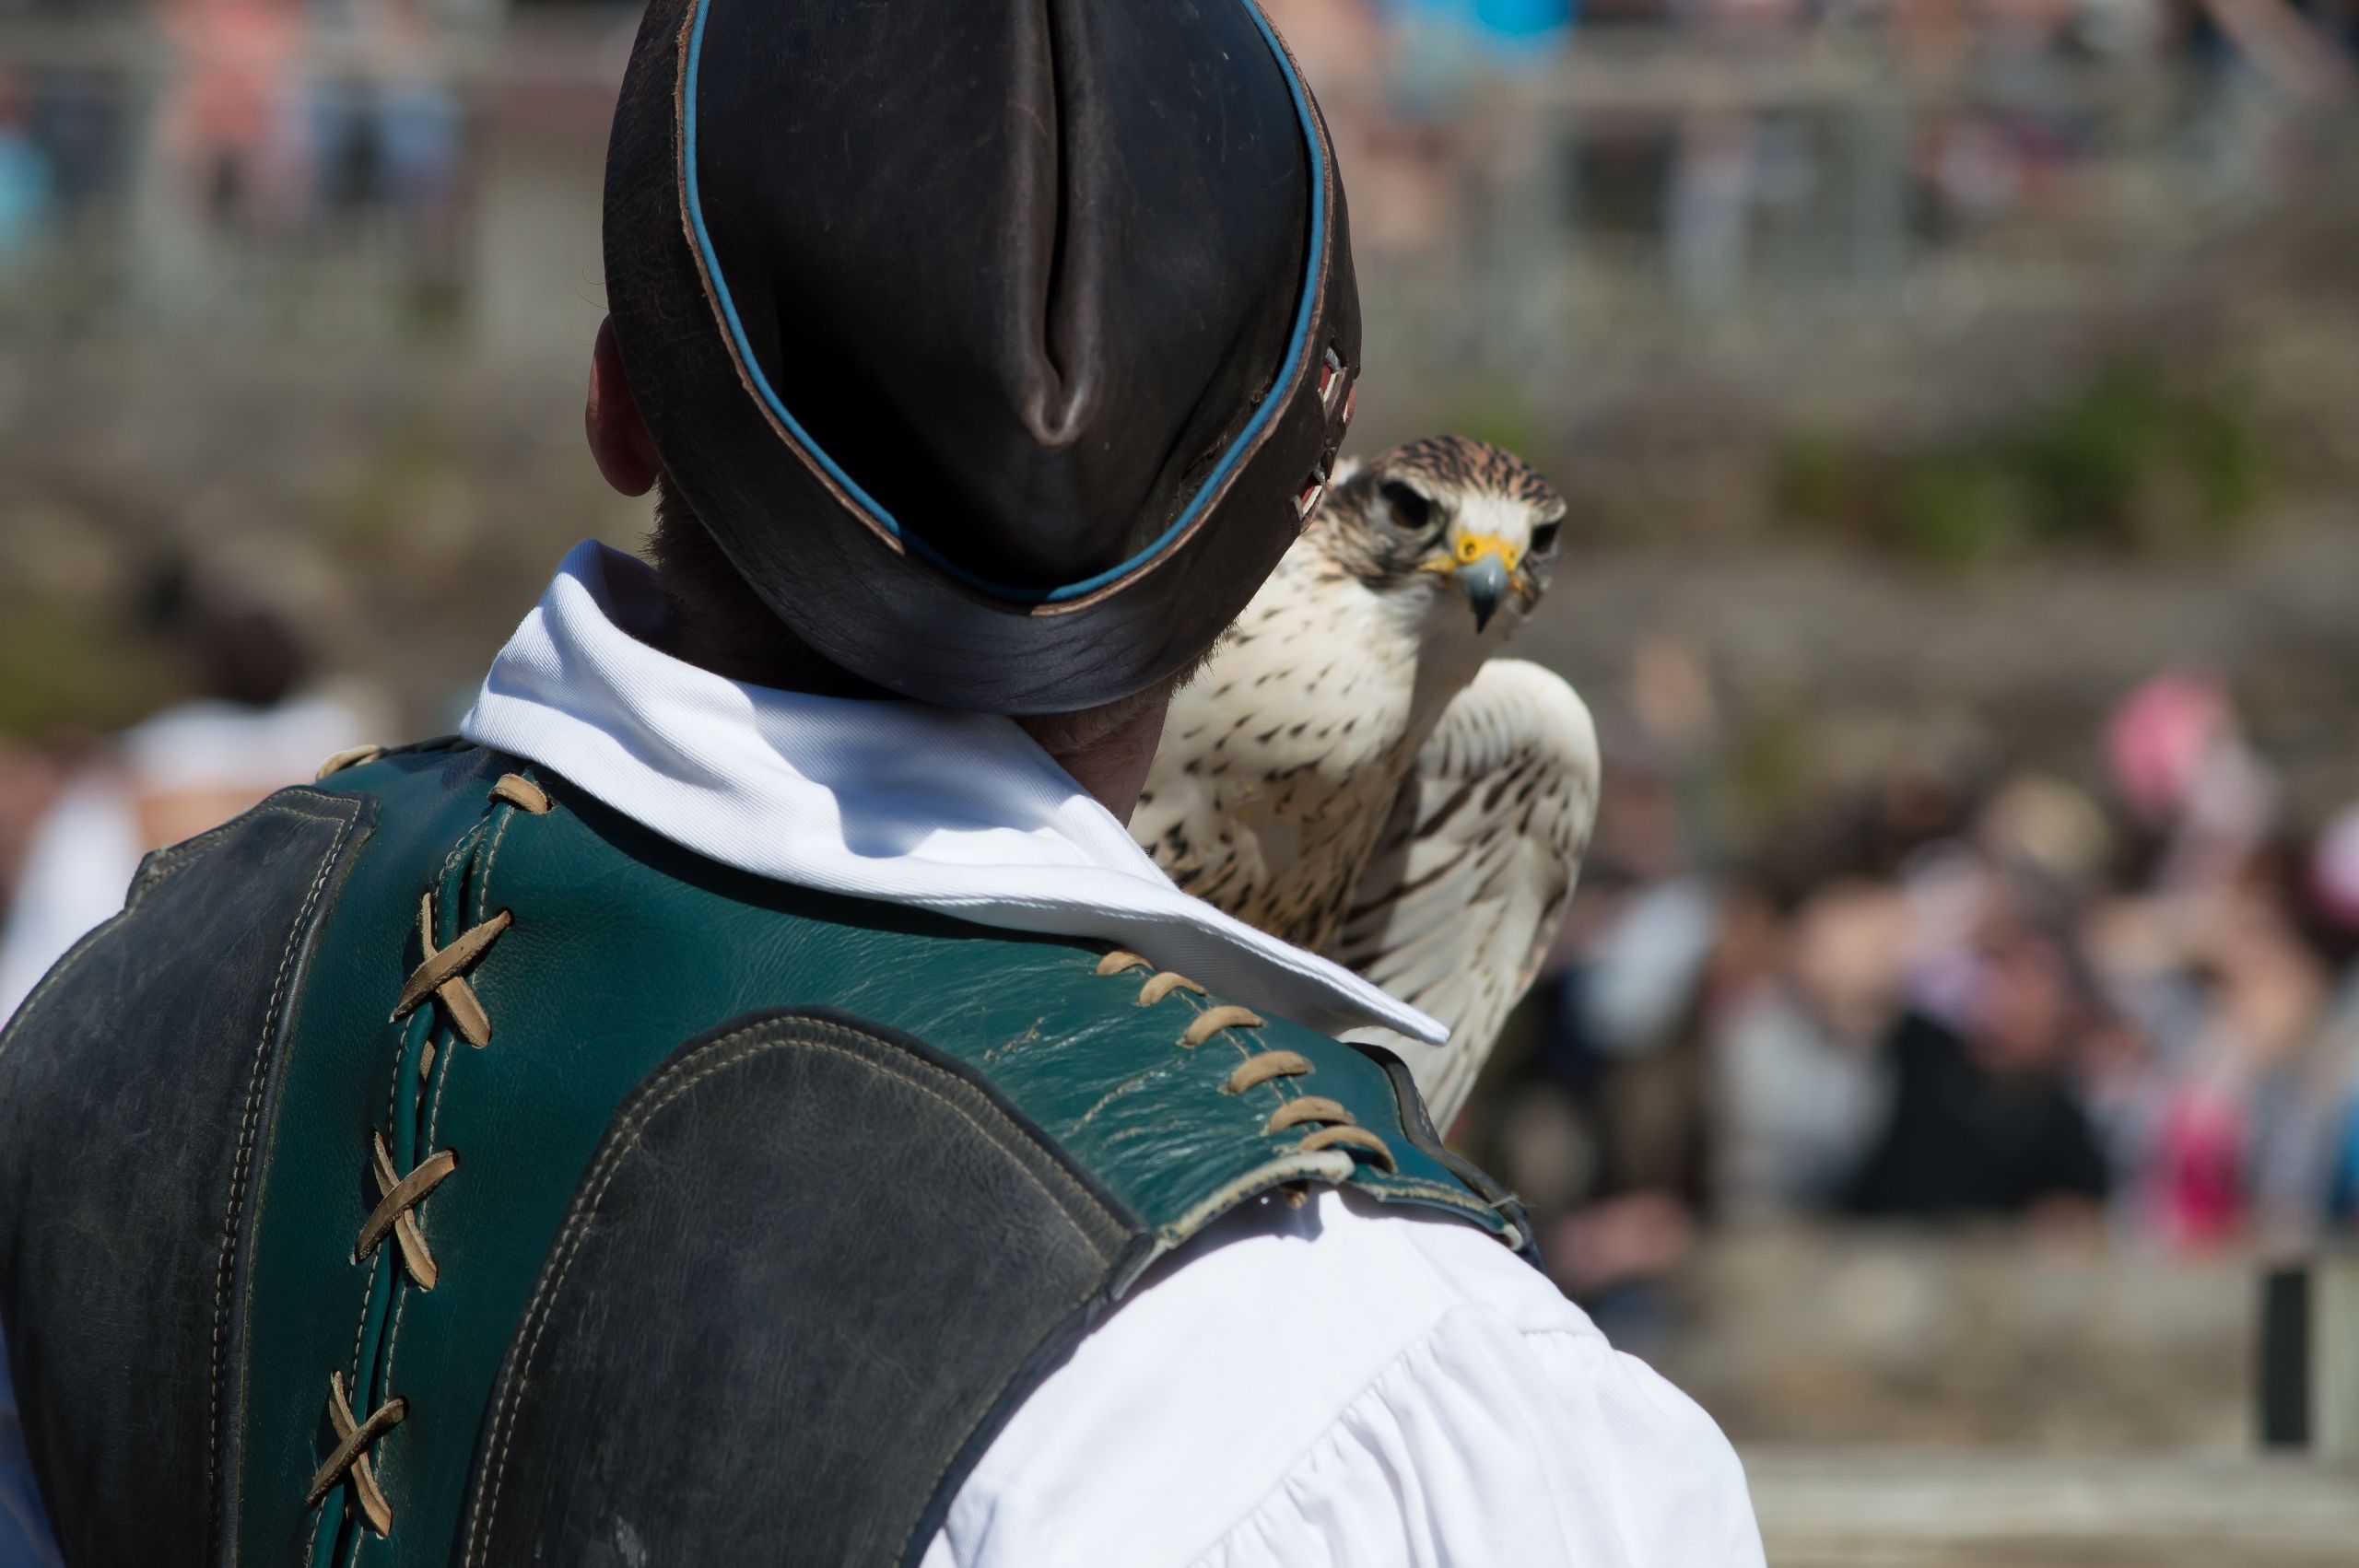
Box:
[1320,34,2344,386]
[0,15,2341,353]
[0,12,629,344]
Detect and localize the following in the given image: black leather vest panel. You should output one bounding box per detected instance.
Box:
[0,790,371,1565]
[463,1010,1140,1568]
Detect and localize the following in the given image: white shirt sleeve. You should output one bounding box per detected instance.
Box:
[921,1188,1763,1568]
[0,771,143,1024]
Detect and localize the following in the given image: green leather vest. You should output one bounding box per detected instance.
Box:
[0,738,1531,1567]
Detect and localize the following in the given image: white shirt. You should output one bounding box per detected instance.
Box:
[0,696,376,1021]
[460,543,1764,1567]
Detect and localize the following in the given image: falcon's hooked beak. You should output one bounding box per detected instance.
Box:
[1424,532,1520,632]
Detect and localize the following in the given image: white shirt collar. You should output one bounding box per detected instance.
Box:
[461,543,1443,1045]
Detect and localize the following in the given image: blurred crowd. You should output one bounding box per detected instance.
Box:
[1273,0,2359,76]
[0,0,2347,323]
[0,0,465,291]
[1472,641,2359,1314]
[146,0,464,231]
[1271,0,2359,314]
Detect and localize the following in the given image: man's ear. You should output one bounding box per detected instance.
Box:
[587,315,663,497]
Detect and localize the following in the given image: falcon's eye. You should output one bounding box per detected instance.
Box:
[1380,481,1438,535]
[1531,520,1563,555]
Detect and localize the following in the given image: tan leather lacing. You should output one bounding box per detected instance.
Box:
[1299,1125,1398,1170]
[312,793,547,1539]
[1136,971,1206,1006]
[1223,1051,1313,1093]
[488,774,551,813]
[1093,953,1396,1173]
[307,1371,406,1535]
[315,745,385,781]
[1263,1095,1352,1132]
[1182,1005,1264,1046]
[1257,1079,1401,1169]
[358,1131,457,1290]
[392,895,511,1047]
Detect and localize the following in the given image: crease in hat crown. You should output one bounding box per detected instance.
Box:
[610,0,1362,711]
[675,0,1332,610]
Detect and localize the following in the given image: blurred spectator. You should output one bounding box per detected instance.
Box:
[1462,651,2359,1309]
[1391,0,1577,61]
[0,1323,59,1568]
[1670,110,1756,310]
[1716,878,1900,1216]
[2106,668,2277,889]
[1841,923,2113,1222]
[0,72,53,271]
[29,68,127,227]
[0,573,377,1020]
[155,0,308,233]
[309,0,462,222]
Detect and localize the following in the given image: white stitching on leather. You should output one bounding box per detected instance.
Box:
[199,793,363,1549]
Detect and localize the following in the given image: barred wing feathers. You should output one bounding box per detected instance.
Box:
[1326,659,1600,1128]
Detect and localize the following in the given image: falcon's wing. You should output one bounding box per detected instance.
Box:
[1325,659,1600,1129]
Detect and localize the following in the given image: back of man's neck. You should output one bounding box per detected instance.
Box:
[651,579,1161,823]
[661,614,896,703]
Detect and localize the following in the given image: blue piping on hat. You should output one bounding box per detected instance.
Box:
[680,0,1326,607]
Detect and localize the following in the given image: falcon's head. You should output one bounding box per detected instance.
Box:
[1313,435,1567,637]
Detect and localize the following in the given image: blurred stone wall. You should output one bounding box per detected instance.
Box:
[1651,1224,2256,1449]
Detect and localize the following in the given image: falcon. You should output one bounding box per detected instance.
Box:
[1133,435,1601,1127]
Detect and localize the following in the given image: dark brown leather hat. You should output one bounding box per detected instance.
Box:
[604,0,1359,715]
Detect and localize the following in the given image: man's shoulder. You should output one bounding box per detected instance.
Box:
[294,748,1555,1561]
[315,744,1532,1262]
[931,1187,1764,1568]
